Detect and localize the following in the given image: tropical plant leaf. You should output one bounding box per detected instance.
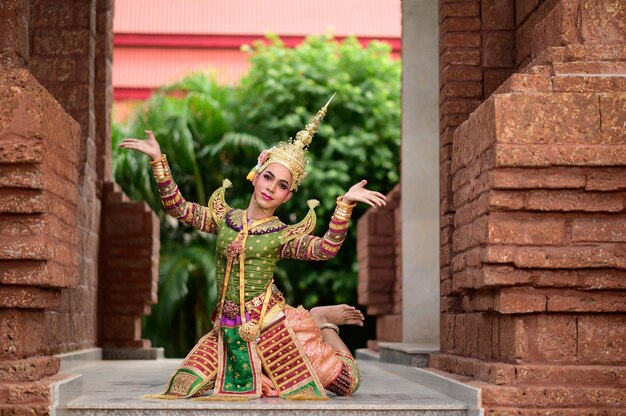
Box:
[114,34,400,356]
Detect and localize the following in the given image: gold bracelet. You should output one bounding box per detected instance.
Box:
[336,196,356,209]
[333,212,351,222]
[152,164,165,178]
[334,196,355,221]
[319,323,340,335]
[151,154,171,181]
[149,154,165,165]
[334,212,351,221]
[334,205,353,221]
[335,205,353,215]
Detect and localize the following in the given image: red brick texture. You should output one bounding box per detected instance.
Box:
[95,0,113,181]
[1,0,159,414]
[431,0,626,413]
[98,182,159,348]
[439,0,517,321]
[0,0,29,70]
[0,66,80,414]
[357,185,402,347]
[0,69,80,290]
[439,62,626,412]
[29,0,102,356]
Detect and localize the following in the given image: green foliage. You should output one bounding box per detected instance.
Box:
[146,234,218,354]
[235,35,400,307]
[112,74,265,357]
[112,35,400,357]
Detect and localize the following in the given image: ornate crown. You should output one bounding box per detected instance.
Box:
[247,94,335,191]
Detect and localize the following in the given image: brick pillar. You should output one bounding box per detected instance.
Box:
[99,183,159,353]
[439,0,483,328]
[0,0,29,69]
[357,186,402,349]
[0,68,80,414]
[481,0,515,97]
[95,0,113,182]
[432,0,626,413]
[439,0,518,330]
[30,0,101,354]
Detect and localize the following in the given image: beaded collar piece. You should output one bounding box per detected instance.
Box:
[225,209,287,235]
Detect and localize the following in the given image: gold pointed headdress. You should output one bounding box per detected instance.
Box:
[247,94,335,191]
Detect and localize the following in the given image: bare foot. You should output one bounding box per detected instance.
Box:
[310,304,364,327]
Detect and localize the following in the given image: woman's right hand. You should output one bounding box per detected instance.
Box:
[118,130,162,161]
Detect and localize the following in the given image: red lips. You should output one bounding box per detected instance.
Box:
[260,192,273,201]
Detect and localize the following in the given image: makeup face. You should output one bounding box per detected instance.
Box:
[252,163,293,211]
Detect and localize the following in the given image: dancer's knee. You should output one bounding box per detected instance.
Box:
[325,351,362,396]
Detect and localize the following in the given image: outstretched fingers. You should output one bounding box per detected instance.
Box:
[118,131,161,160]
[118,139,144,150]
[361,192,386,208]
[371,191,387,200]
[362,197,378,208]
[144,129,156,140]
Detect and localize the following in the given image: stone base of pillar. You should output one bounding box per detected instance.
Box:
[379,342,438,368]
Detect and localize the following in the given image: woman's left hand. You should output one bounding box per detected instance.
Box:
[342,180,387,208]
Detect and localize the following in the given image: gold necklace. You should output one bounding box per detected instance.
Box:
[214,210,276,343]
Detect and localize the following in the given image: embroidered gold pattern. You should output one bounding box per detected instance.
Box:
[225,209,287,235]
[207,179,232,227]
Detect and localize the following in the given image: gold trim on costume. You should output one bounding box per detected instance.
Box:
[281,200,319,244]
[207,179,232,225]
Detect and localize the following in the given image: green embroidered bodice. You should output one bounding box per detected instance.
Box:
[215,209,285,302]
[154,174,351,304]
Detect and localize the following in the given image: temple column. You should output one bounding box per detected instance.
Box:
[401,0,440,346]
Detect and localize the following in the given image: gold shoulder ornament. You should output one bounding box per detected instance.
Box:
[207,179,232,224]
[281,199,319,244]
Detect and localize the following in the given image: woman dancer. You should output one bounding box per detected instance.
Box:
[119,97,386,400]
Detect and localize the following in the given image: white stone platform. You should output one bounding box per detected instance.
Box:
[54,359,470,416]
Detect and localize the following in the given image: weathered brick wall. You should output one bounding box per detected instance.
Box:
[2,0,159,413]
[95,0,160,353]
[0,0,29,69]
[434,0,626,413]
[99,183,159,349]
[0,67,80,415]
[439,0,518,318]
[95,0,113,182]
[357,185,402,348]
[0,3,71,414]
[29,0,101,354]
[442,63,626,351]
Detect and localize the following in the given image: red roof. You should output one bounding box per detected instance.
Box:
[113,47,249,89]
[114,0,401,38]
[112,0,401,105]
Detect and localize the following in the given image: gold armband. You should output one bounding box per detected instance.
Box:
[151,154,171,181]
[336,196,356,209]
[334,196,356,221]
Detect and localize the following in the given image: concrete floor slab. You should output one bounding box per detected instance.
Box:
[57,359,467,416]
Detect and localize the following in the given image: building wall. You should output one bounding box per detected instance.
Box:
[439,0,517,324]
[0,3,81,414]
[357,186,402,348]
[111,0,401,102]
[0,0,159,413]
[434,0,626,413]
[29,0,101,354]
